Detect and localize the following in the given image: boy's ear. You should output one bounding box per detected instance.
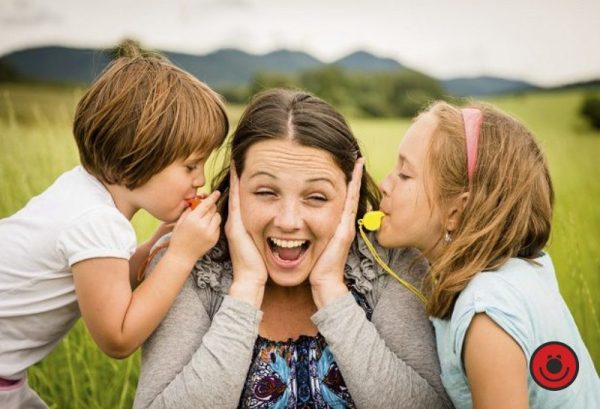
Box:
[446,192,469,233]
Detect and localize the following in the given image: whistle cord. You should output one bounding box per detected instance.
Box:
[357,220,428,305]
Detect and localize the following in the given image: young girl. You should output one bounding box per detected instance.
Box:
[0,43,227,408]
[377,101,600,408]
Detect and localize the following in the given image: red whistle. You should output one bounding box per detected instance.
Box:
[185,196,202,210]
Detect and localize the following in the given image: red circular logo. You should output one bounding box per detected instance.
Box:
[530,341,579,390]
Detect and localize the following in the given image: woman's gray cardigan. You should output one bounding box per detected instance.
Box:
[134,234,452,409]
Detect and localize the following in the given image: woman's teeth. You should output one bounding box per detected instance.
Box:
[268,238,310,262]
[269,238,307,248]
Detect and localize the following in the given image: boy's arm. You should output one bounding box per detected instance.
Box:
[463,313,529,409]
[73,251,196,358]
[129,242,152,288]
[128,222,174,289]
[73,192,221,358]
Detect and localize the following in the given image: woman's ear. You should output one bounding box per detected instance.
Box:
[445,192,469,233]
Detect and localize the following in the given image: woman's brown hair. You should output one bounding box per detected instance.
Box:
[212,88,381,230]
[73,40,229,189]
[423,101,554,318]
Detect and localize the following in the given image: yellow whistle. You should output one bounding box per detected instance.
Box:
[357,210,427,305]
[360,210,385,231]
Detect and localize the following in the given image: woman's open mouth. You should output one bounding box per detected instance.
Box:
[267,237,311,268]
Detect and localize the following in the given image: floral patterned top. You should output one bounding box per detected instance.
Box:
[238,290,372,409]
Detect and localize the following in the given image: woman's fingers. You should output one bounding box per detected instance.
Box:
[228,163,239,213]
[349,158,364,217]
[339,158,364,232]
[308,160,363,306]
[227,162,246,227]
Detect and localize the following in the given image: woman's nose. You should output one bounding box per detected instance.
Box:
[273,200,302,231]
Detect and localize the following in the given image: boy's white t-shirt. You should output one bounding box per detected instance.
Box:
[0,166,137,379]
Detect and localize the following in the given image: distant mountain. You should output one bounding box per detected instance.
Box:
[0,46,327,88]
[0,46,112,85]
[549,78,600,91]
[442,75,538,96]
[165,48,322,86]
[1,46,553,96]
[262,49,323,72]
[333,51,403,71]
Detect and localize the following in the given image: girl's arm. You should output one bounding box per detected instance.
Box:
[72,192,221,358]
[463,313,529,409]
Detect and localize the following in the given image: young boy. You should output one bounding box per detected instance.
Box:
[0,44,228,408]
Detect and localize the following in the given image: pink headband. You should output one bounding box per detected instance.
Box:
[461,108,482,182]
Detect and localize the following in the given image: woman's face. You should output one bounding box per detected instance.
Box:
[239,139,347,287]
[377,112,444,255]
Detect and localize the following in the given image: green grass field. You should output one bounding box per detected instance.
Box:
[1,83,598,408]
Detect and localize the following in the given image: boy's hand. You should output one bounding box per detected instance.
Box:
[185,192,209,210]
[168,190,221,267]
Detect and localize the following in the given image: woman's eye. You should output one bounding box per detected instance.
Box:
[308,196,327,202]
[398,173,410,180]
[255,191,275,197]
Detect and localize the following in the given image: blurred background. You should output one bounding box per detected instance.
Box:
[1,0,599,407]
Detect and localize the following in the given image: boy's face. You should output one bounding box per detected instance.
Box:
[132,153,207,222]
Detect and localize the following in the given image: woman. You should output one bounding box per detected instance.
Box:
[134,89,451,409]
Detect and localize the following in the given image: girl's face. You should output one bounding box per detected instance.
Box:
[239,139,347,287]
[378,112,445,256]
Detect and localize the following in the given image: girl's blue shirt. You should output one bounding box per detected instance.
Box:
[431,253,600,409]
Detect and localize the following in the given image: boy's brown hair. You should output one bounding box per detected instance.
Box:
[73,41,229,189]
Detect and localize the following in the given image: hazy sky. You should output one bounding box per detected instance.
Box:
[1,0,599,86]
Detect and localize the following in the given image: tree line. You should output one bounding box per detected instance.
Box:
[219,65,445,118]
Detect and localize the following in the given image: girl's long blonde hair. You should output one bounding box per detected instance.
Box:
[424,101,554,318]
